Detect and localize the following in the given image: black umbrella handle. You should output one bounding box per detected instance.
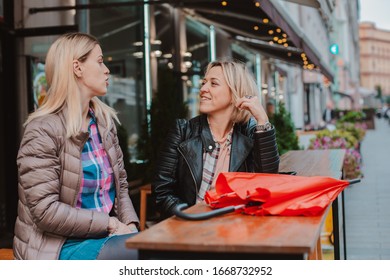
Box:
[172,203,241,221]
[348,178,361,185]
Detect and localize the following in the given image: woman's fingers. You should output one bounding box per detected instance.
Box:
[235,96,269,124]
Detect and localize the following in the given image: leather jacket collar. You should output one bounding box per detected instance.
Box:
[179,115,254,182]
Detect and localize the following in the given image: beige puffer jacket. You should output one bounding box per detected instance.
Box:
[14,111,139,259]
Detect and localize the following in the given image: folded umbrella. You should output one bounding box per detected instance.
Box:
[173,172,360,220]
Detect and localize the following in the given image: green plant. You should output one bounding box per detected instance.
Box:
[375,85,382,100]
[337,111,365,123]
[308,130,363,179]
[335,122,366,143]
[269,101,300,155]
[314,129,358,149]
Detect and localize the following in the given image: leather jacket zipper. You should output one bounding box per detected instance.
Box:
[178,147,198,200]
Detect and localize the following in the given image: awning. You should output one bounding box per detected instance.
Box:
[354,87,376,97]
[258,0,333,82]
[334,91,353,100]
[180,0,334,82]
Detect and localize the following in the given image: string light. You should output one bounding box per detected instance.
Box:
[221,1,227,6]
[254,25,259,31]
[255,2,260,7]
[263,18,269,24]
[268,30,274,35]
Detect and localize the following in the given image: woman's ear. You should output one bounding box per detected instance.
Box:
[73,59,82,78]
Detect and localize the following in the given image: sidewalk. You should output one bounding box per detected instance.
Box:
[344,117,390,259]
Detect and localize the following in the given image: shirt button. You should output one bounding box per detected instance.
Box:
[208,145,213,150]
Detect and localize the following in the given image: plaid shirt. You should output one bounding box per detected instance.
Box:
[75,109,115,213]
[197,129,233,201]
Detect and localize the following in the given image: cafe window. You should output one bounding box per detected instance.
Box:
[89,1,144,166]
[24,35,59,112]
[231,43,256,74]
[153,4,175,72]
[184,17,210,118]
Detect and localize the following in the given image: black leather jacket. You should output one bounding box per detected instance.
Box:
[152,114,280,219]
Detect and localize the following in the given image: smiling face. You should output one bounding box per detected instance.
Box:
[199,66,233,117]
[76,44,110,99]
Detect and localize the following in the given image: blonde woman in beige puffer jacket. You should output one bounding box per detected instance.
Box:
[14,33,139,260]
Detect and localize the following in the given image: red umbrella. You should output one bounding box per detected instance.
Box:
[173,172,359,220]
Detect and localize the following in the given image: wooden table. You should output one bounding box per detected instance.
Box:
[279,149,345,179]
[279,149,347,260]
[126,149,346,260]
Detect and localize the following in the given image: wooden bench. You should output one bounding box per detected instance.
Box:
[139,184,152,231]
[0,249,14,260]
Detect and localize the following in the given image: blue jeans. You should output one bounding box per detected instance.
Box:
[97,233,138,260]
[60,233,138,260]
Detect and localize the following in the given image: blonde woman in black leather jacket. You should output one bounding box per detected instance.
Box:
[152,60,280,219]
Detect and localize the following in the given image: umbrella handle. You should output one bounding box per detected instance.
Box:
[279,171,297,176]
[348,178,361,185]
[172,203,241,220]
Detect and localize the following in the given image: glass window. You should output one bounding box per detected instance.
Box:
[89,1,144,172]
[154,4,175,72]
[24,35,59,112]
[184,17,209,118]
[231,43,256,74]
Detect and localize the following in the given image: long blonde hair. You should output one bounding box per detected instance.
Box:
[205,59,260,123]
[24,32,119,138]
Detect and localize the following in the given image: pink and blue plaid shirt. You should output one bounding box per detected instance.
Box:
[75,109,115,213]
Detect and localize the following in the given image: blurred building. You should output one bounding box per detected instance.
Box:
[331,0,361,110]
[359,22,390,106]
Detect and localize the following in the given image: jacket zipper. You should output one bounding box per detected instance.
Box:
[178,147,198,202]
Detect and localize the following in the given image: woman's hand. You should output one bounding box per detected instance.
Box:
[235,96,269,124]
[125,223,139,233]
[108,217,138,236]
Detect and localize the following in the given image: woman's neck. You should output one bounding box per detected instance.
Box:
[81,100,91,132]
[207,115,233,142]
